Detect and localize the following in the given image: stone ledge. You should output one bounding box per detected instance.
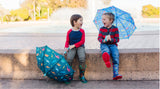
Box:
[0,49,159,80]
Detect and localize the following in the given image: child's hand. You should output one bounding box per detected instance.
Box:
[69,45,75,49]
[104,35,111,42]
[64,48,69,55]
[107,35,111,41]
[64,48,69,52]
[103,39,106,43]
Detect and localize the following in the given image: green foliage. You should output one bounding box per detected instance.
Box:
[36,16,47,20]
[102,0,111,5]
[40,7,48,16]
[10,8,29,20]
[3,0,87,22]
[3,15,11,22]
[48,0,87,10]
[142,4,160,18]
[10,8,29,21]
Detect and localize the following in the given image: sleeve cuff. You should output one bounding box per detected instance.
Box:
[74,44,78,48]
[111,38,114,43]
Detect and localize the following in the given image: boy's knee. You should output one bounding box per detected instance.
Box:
[112,52,119,58]
[78,52,85,61]
[112,59,119,65]
[66,58,74,63]
[79,57,85,63]
[101,48,110,54]
[102,51,110,55]
[67,54,75,60]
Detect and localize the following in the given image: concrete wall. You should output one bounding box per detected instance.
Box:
[0,49,159,80]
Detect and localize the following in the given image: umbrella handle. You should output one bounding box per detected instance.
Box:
[63,47,70,55]
[39,73,46,80]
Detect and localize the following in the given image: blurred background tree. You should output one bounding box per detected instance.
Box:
[48,0,87,9]
[102,0,111,6]
[2,0,87,22]
[0,4,9,23]
[10,8,30,21]
[1,0,160,22]
[142,4,159,18]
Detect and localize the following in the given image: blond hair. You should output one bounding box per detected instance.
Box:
[103,12,115,23]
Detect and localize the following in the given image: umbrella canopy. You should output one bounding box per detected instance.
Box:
[36,45,74,82]
[93,6,136,39]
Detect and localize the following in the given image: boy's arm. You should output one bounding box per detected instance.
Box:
[65,30,71,48]
[110,28,119,43]
[98,29,105,43]
[74,29,85,48]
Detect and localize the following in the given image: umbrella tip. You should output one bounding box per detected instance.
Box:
[43,74,46,76]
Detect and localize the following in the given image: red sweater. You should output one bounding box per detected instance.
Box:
[65,28,85,48]
[98,25,119,46]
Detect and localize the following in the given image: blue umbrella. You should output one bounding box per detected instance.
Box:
[93,6,136,39]
[36,45,74,82]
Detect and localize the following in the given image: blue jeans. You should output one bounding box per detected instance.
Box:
[100,44,119,65]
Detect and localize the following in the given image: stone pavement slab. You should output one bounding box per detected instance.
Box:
[0,80,159,89]
[0,31,159,50]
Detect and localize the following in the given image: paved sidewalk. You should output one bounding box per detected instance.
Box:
[0,31,159,50]
[0,80,159,89]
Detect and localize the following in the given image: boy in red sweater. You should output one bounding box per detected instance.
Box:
[65,14,87,83]
[98,13,122,80]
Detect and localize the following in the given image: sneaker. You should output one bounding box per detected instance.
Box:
[113,74,122,80]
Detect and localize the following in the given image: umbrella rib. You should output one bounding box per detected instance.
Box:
[115,8,118,26]
[118,17,136,26]
[119,17,137,36]
[114,6,130,17]
[115,8,128,26]
[116,12,136,27]
[116,12,125,18]
[43,46,47,74]
[118,19,130,39]
[117,11,130,18]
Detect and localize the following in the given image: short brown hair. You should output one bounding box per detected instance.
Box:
[70,14,82,27]
[103,12,115,23]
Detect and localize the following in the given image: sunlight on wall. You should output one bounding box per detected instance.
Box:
[0,56,12,74]
[13,65,21,79]
[14,51,29,66]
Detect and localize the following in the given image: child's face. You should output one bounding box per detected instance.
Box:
[102,15,113,28]
[74,17,83,29]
